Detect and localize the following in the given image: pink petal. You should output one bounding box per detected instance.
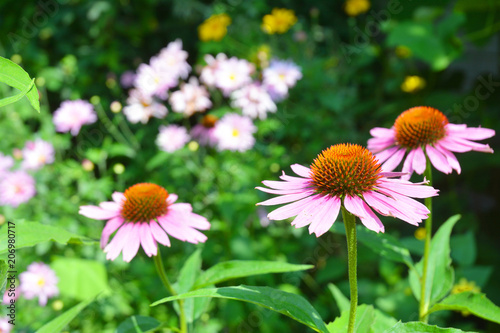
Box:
[261,179,310,190]
[291,195,329,228]
[364,191,421,225]
[379,171,409,178]
[343,195,366,218]
[167,193,178,204]
[358,202,385,233]
[122,223,141,262]
[426,145,452,174]
[370,127,395,138]
[412,146,427,175]
[435,144,461,174]
[140,223,158,257]
[308,196,341,237]
[112,192,125,204]
[99,201,121,212]
[100,216,124,249]
[278,173,310,182]
[376,178,439,198]
[150,220,171,246]
[367,136,396,153]
[438,137,472,152]
[257,190,314,206]
[79,205,120,220]
[255,186,306,195]
[104,222,133,261]
[267,195,321,220]
[290,164,311,178]
[401,150,415,181]
[446,124,495,140]
[381,148,406,172]
[374,146,399,164]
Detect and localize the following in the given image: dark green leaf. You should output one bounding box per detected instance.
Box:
[0,56,40,111]
[36,297,95,333]
[193,260,313,289]
[151,285,328,333]
[176,249,205,324]
[116,315,162,333]
[450,231,476,266]
[384,321,474,333]
[328,283,350,312]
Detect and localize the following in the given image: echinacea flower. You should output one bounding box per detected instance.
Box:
[156,125,190,153]
[79,183,210,262]
[21,139,55,170]
[214,113,256,152]
[170,78,212,116]
[368,106,495,178]
[231,83,277,120]
[0,317,12,333]
[191,115,219,147]
[19,262,59,306]
[0,171,36,207]
[257,143,438,236]
[53,100,97,136]
[262,8,297,34]
[198,13,232,42]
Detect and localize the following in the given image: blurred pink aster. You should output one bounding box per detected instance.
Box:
[0,153,14,178]
[214,113,256,152]
[263,59,302,101]
[123,88,168,124]
[231,83,277,119]
[257,144,438,237]
[368,106,495,178]
[191,115,219,147]
[0,318,12,333]
[170,78,212,116]
[19,262,58,306]
[21,139,55,170]
[156,125,190,153]
[155,39,191,81]
[0,171,36,207]
[200,53,228,87]
[79,183,210,262]
[53,100,97,136]
[214,57,255,95]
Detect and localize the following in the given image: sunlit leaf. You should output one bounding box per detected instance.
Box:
[0,56,40,111]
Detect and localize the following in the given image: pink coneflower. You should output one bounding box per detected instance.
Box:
[79,183,210,262]
[214,57,255,95]
[19,262,58,306]
[123,89,168,124]
[368,106,495,178]
[191,115,219,147]
[156,125,190,153]
[169,78,212,116]
[256,144,438,236]
[0,171,36,207]
[0,318,12,333]
[213,113,256,152]
[21,139,55,170]
[53,100,97,136]
[231,83,277,120]
[263,59,302,101]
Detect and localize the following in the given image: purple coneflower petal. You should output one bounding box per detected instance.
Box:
[167,193,178,204]
[257,190,314,206]
[79,205,120,220]
[447,124,495,140]
[291,195,328,228]
[267,195,319,220]
[104,223,133,261]
[376,178,439,198]
[150,220,171,246]
[435,143,461,174]
[100,216,124,249]
[344,195,384,233]
[412,146,427,174]
[367,136,396,153]
[308,196,341,237]
[261,179,309,190]
[370,127,395,138]
[140,223,158,257]
[99,201,121,212]
[112,192,125,204]
[381,148,406,172]
[375,146,400,164]
[426,145,452,174]
[122,223,141,262]
[255,186,306,195]
[290,164,311,178]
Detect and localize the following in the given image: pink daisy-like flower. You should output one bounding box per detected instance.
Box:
[134,63,175,100]
[19,262,59,306]
[156,125,190,153]
[21,139,55,171]
[53,100,97,136]
[368,106,495,179]
[191,115,219,147]
[0,317,12,333]
[200,53,228,87]
[79,183,211,262]
[231,83,277,119]
[263,59,302,101]
[169,78,212,116]
[257,143,438,237]
[214,57,255,95]
[123,89,168,124]
[155,39,191,81]
[213,113,256,152]
[0,171,36,207]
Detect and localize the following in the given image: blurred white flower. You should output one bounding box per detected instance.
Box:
[53,100,97,136]
[21,139,55,171]
[263,59,302,101]
[200,53,228,87]
[231,83,276,119]
[123,89,168,124]
[214,57,255,95]
[156,125,190,153]
[170,78,212,116]
[20,262,59,306]
[214,113,256,152]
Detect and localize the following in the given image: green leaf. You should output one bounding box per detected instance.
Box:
[383,321,474,333]
[116,315,162,333]
[327,305,397,333]
[0,78,34,108]
[428,291,500,324]
[328,283,350,312]
[331,224,414,269]
[0,56,40,112]
[193,260,313,289]
[151,285,329,333]
[0,220,94,256]
[450,231,476,266]
[50,257,109,301]
[409,215,459,306]
[0,260,7,296]
[36,297,95,333]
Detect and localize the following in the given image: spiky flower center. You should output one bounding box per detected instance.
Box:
[311,144,382,197]
[394,106,448,149]
[121,183,168,223]
[201,114,218,128]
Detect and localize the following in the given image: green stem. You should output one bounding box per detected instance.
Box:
[419,157,433,323]
[342,207,358,333]
[153,250,187,333]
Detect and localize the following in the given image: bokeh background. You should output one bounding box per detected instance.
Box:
[0,0,499,332]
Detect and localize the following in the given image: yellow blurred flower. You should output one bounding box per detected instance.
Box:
[414,227,426,240]
[344,0,371,17]
[395,45,412,58]
[262,8,297,34]
[401,75,426,93]
[198,14,231,42]
[451,278,481,295]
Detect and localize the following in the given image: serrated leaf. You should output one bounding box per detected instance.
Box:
[36,297,95,333]
[193,260,313,289]
[409,215,459,308]
[116,315,161,333]
[328,283,350,312]
[151,285,328,333]
[0,221,94,256]
[384,321,474,333]
[50,257,109,301]
[428,291,500,324]
[0,56,40,112]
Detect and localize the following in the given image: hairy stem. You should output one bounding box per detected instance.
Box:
[342,207,358,333]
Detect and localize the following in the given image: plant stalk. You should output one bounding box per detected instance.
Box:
[342,207,358,333]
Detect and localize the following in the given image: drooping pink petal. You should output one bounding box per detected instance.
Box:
[375,187,430,216]
[257,190,315,206]
[255,186,307,195]
[374,146,400,164]
[140,223,158,257]
[167,193,178,205]
[381,148,406,172]
[367,136,396,153]
[426,145,452,174]
[261,179,310,190]
[267,194,321,220]
[364,191,421,225]
[278,173,311,182]
[291,195,329,228]
[100,216,124,249]
[308,196,341,237]
[344,195,366,218]
[99,201,121,212]
[370,127,395,138]
[440,137,493,153]
[150,220,171,246]
[435,143,461,174]
[357,202,385,233]
[290,164,311,178]
[446,124,495,140]
[112,192,125,204]
[379,171,409,178]
[401,150,415,181]
[122,223,141,262]
[104,222,133,261]
[376,178,439,198]
[412,146,427,175]
[438,137,472,152]
[79,205,120,220]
